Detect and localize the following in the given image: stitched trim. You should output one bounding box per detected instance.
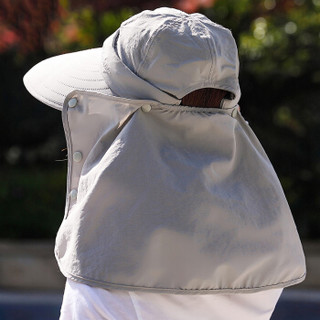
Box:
[44,83,66,98]
[28,82,63,109]
[61,93,74,219]
[66,75,107,82]
[136,23,169,75]
[151,104,239,116]
[63,271,306,295]
[57,79,109,91]
[205,22,215,84]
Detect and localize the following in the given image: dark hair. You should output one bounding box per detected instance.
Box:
[181,88,228,108]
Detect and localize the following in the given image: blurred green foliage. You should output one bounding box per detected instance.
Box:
[0,0,320,238]
[0,167,66,238]
[45,6,135,53]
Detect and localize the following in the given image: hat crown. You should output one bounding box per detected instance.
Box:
[116,7,240,105]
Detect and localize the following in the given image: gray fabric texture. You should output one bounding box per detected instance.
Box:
[54,90,305,293]
[23,7,306,294]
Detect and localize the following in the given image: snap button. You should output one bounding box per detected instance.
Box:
[68,97,78,108]
[73,151,83,162]
[231,108,238,118]
[141,104,152,112]
[69,189,78,201]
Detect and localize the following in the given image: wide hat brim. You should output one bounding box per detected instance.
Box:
[23,47,112,111]
[24,7,241,110]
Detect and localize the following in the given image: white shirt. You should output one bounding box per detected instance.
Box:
[60,279,283,320]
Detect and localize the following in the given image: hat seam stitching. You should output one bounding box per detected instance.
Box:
[28,82,63,107]
[66,76,107,82]
[57,79,109,91]
[205,28,216,85]
[104,30,180,104]
[43,84,66,98]
[136,23,169,75]
[151,104,236,114]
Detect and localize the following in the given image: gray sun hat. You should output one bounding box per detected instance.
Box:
[23,7,240,110]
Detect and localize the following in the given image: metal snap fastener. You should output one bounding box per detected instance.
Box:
[141,104,152,112]
[73,151,83,162]
[69,189,78,201]
[68,97,78,108]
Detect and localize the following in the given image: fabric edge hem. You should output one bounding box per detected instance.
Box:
[59,270,306,295]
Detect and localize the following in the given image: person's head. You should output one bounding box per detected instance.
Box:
[115,7,240,108]
[181,88,228,108]
[24,7,240,111]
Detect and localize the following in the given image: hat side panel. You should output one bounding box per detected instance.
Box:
[137,21,213,99]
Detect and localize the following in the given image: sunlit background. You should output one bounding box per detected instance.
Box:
[1,0,320,240]
[0,1,320,318]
